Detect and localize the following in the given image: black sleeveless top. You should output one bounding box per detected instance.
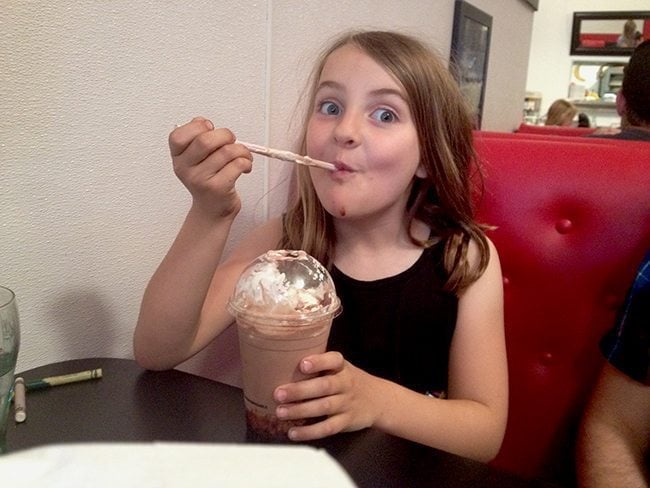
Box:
[327,244,458,395]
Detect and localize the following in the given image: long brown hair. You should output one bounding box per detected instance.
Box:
[544,99,577,126]
[281,30,489,293]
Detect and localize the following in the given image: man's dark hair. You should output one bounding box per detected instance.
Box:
[621,40,650,125]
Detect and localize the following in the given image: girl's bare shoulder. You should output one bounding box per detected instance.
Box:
[467,235,499,267]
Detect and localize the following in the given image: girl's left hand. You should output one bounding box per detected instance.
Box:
[273,351,379,441]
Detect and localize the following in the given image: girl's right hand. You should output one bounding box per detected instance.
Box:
[168,117,253,220]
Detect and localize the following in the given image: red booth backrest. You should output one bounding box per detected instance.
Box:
[516,123,597,137]
[473,132,650,484]
[579,33,618,47]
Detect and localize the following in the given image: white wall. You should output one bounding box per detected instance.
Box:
[526,0,647,117]
[1,1,533,384]
[470,0,535,131]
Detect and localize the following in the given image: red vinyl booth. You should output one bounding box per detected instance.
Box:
[516,123,597,137]
[579,33,618,48]
[472,132,650,484]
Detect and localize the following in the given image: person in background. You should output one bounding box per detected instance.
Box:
[544,99,577,126]
[577,112,591,128]
[617,19,641,48]
[134,30,508,461]
[576,250,650,488]
[590,40,650,142]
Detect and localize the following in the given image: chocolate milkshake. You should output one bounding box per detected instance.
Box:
[228,250,341,441]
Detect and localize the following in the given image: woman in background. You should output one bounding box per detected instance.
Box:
[544,99,577,127]
[617,20,641,48]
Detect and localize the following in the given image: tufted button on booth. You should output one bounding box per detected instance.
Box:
[555,219,573,234]
[540,351,555,365]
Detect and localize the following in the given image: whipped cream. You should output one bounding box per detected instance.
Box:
[229,250,338,318]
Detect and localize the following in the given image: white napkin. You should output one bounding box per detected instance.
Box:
[0,442,357,487]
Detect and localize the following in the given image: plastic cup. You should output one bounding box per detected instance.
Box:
[228,250,341,441]
[0,286,20,454]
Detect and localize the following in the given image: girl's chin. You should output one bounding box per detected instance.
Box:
[318,197,353,218]
[326,205,350,219]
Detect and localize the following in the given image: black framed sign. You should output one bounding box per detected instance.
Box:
[521,0,539,11]
[450,0,492,129]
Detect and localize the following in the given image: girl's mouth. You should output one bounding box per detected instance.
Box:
[333,160,353,172]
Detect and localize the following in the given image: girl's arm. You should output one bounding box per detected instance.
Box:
[134,206,236,370]
[274,238,508,462]
[135,216,282,370]
[134,118,279,370]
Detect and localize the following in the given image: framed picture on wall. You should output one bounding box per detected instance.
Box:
[450,0,492,129]
[570,11,649,56]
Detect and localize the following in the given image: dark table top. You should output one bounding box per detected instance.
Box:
[6,358,557,487]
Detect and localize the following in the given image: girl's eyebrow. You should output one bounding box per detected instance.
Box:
[316,80,407,102]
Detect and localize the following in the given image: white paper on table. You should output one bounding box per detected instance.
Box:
[0,442,358,487]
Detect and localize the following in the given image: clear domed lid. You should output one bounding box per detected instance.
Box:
[228,250,341,323]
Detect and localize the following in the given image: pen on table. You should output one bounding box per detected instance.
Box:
[24,368,103,392]
[14,377,26,423]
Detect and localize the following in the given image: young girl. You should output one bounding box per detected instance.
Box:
[134,30,508,462]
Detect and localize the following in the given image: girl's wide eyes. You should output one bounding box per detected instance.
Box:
[371,108,397,123]
[319,101,340,116]
[317,102,397,122]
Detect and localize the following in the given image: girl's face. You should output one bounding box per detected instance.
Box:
[306,44,423,221]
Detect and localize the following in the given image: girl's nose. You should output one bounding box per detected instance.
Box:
[333,112,360,146]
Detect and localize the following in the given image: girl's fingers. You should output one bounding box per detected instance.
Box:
[174,129,242,173]
[276,395,338,421]
[276,397,346,441]
[168,117,215,157]
[169,118,251,170]
[286,415,346,442]
[273,352,346,404]
[300,351,345,375]
[182,149,252,187]
[274,372,339,404]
